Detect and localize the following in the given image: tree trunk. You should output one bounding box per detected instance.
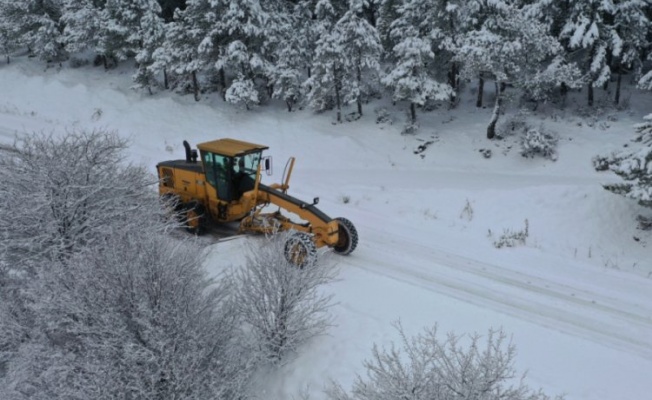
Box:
[267,82,274,98]
[357,64,363,116]
[219,68,226,101]
[615,69,622,106]
[476,75,484,108]
[449,62,458,107]
[486,81,502,140]
[192,71,200,102]
[588,82,594,107]
[335,70,342,123]
[410,102,416,124]
[286,100,293,112]
[163,68,168,90]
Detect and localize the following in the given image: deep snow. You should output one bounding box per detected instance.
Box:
[1,59,651,400]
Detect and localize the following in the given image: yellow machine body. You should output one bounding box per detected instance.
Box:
[156,138,348,250]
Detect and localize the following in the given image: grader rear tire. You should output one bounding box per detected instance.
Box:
[183,202,207,235]
[284,232,317,268]
[333,217,358,255]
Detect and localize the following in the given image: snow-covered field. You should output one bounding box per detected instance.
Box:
[1,60,651,400]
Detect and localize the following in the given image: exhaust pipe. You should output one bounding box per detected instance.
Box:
[183,140,198,163]
[183,140,192,162]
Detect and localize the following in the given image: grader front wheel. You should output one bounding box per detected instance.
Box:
[284,232,317,268]
[333,217,358,255]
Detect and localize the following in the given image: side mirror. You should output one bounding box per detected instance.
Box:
[263,156,273,176]
[313,197,319,205]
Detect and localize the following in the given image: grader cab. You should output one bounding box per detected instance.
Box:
[156,138,358,265]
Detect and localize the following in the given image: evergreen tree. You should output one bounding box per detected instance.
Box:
[159,0,186,22]
[151,0,212,100]
[558,0,619,106]
[294,0,321,78]
[456,2,569,139]
[305,29,346,121]
[133,1,166,93]
[214,0,268,105]
[381,0,453,124]
[270,17,306,111]
[457,0,511,108]
[336,0,382,116]
[61,0,103,55]
[94,0,161,68]
[595,114,652,208]
[611,0,651,105]
[1,0,67,62]
[221,41,262,109]
[0,1,23,63]
[431,0,465,102]
[377,0,402,59]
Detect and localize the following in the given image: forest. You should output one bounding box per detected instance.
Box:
[1,0,651,137]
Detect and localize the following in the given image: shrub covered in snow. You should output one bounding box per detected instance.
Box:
[497,110,532,138]
[226,76,260,110]
[594,114,652,208]
[326,322,556,400]
[493,219,530,249]
[520,127,558,161]
[0,130,255,399]
[231,232,336,364]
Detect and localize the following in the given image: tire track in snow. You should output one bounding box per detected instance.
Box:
[344,225,652,359]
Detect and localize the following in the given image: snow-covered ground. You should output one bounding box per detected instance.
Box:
[1,60,651,400]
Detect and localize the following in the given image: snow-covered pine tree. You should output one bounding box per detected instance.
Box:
[270,13,306,111]
[381,0,453,124]
[222,42,261,109]
[316,0,349,32]
[93,0,161,68]
[293,0,321,78]
[611,0,650,105]
[151,0,211,100]
[160,0,186,22]
[0,0,23,63]
[456,2,566,139]
[1,0,67,62]
[133,0,165,93]
[431,0,466,103]
[61,0,103,55]
[258,1,295,95]
[336,0,382,117]
[457,0,512,108]
[305,29,346,121]
[595,114,652,208]
[376,0,402,60]
[558,0,619,106]
[294,0,346,78]
[212,0,268,105]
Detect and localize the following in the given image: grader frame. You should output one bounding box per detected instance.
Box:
[156,138,358,263]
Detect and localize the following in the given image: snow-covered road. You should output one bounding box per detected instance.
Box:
[350,221,652,359]
[2,60,651,399]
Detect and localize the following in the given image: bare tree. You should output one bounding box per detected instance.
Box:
[0,129,164,268]
[0,130,255,399]
[1,225,254,400]
[326,322,559,400]
[231,233,337,364]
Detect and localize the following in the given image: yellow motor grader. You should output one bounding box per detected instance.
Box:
[156,138,358,265]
